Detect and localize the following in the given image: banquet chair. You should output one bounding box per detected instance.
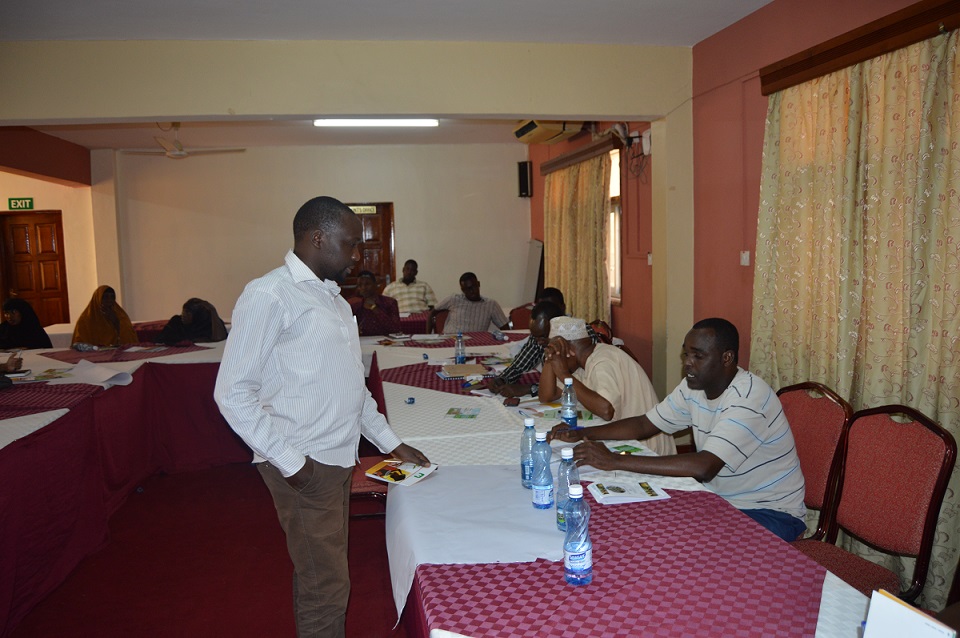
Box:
[777,382,853,540]
[354,351,389,518]
[428,309,449,334]
[792,405,956,602]
[588,319,613,344]
[509,303,534,330]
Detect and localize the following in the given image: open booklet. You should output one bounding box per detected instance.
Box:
[364,459,438,486]
[15,359,133,388]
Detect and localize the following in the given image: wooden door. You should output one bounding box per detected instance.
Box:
[344,203,395,298]
[0,211,70,326]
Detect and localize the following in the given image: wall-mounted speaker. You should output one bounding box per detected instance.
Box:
[518,161,533,198]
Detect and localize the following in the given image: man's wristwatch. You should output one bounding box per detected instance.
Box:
[530,383,539,396]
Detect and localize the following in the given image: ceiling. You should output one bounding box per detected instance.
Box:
[5,0,773,151]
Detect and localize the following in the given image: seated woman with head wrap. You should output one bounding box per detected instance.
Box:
[157,298,228,345]
[0,298,53,349]
[72,285,138,347]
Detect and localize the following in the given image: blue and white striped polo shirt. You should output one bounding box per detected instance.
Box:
[647,368,806,518]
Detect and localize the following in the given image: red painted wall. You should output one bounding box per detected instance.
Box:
[0,127,91,186]
[691,0,918,367]
[528,124,655,374]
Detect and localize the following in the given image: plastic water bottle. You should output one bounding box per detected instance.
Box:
[556,447,580,531]
[454,332,466,364]
[563,484,592,585]
[520,417,536,489]
[560,378,579,429]
[531,431,553,509]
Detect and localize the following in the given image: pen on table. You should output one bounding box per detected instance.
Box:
[461,378,483,389]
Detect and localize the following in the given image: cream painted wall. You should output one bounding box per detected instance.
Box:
[115,143,531,321]
[0,171,98,320]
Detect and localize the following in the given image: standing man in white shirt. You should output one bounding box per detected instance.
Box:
[382,259,437,313]
[214,196,429,638]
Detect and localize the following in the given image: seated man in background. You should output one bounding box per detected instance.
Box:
[540,316,676,456]
[549,317,806,542]
[485,297,599,398]
[429,272,510,334]
[382,259,437,313]
[157,298,228,345]
[350,270,401,336]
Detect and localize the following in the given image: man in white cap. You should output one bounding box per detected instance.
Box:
[538,316,676,456]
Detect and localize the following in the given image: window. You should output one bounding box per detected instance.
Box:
[607,150,622,303]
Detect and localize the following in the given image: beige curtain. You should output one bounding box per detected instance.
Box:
[543,153,612,323]
[752,30,960,609]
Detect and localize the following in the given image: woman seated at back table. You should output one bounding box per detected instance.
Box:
[157,298,228,345]
[350,270,402,336]
[72,285,138,347]
[0,298,52,349]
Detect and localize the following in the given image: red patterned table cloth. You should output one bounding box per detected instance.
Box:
[399,313,429,335]
[415,490,826,638]
[380,362,538,396]
[40,344,209,364]
[0,383,101,418]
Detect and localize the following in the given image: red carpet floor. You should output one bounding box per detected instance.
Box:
[10,463,408,638]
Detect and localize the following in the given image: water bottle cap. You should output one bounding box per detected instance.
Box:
[535,431,547,441]
[564,377,573,385]
[561,447,574,459]
[524,418,535,427]
[569,484,584,498]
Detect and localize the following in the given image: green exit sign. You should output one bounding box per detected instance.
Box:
[8,198,34,210]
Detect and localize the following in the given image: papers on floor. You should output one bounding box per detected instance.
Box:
[587,478,671,504]
[365,459,438,486]
[863,589,955,637]
[39,359,133,388]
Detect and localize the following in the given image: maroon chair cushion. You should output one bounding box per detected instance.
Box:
[793,539,900,597]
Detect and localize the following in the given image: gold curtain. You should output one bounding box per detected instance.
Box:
[752,30,960,608]
[543,153,612,323]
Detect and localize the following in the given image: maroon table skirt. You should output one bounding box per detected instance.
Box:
[0,361,251,637]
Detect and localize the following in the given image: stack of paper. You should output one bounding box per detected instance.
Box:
[587,479,671,505]
[863,590,956,638]
[437,364,491,380]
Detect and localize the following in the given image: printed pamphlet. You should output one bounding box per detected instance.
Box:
[364,459,438,486]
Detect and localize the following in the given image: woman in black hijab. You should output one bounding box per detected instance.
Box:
[157,298,227,345]
[0,298,53,349]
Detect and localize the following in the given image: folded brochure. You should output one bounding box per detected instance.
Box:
[587,478,670,504]
[364,459,438,486]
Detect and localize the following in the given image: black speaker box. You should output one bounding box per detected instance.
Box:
[518,161,533,198]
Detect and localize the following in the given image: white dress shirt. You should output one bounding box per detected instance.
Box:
[215,250,403,477]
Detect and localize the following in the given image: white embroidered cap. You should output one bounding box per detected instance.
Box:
[549,316,589,341]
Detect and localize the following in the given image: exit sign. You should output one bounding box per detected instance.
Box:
[8,198,33,210]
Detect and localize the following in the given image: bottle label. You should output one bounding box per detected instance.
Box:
[455,354,466,364]
[521,460,534,483]
[561,412,578,428]
[564,547,593,572]
[532,485,553,508]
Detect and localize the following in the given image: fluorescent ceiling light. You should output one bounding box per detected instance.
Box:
[313,118,439,127]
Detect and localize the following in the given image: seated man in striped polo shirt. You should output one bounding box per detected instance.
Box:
[549,317,806,542]
[429,271,511,334]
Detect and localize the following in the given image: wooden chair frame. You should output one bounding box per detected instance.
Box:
[827,404,956,602]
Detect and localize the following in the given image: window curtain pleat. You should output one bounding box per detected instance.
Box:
[751,30,960,609]
[543,153,612,324]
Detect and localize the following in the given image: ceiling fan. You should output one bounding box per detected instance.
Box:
[126,122,246,159]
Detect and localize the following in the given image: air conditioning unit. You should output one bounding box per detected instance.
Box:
[513,120,584,144]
